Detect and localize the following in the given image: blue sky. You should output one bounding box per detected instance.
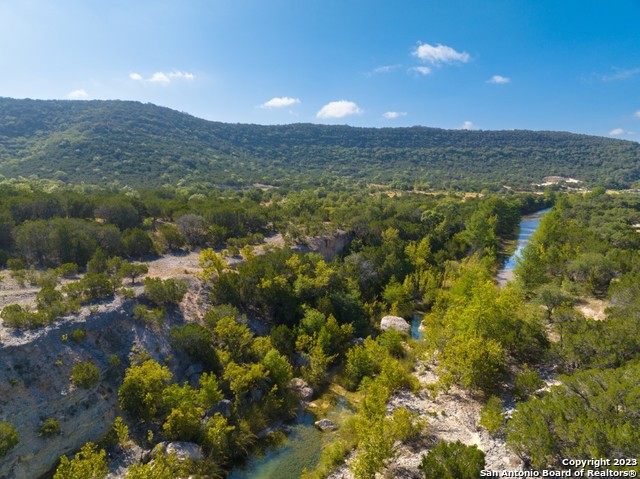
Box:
[1,0,639,138]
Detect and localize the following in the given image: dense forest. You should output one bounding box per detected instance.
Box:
[1,97,640,190]
[507,191,640,470]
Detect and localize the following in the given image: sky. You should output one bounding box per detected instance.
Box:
[1,0,639,139]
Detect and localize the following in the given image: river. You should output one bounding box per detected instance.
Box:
[496,207,552,285]
[227,397,352,479]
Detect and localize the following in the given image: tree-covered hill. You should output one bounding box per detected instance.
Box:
[1,97,639,189]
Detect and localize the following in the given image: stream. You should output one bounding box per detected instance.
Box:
[496,207,552,285]
[227,397,352,479]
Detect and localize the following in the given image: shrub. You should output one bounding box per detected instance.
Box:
[0,421,19,457]
[71,361,100,389]
[513,366,544,402]
[118,360,172,421]
[479,396,504,435]
[53,441,108,479]
[56,262,79,278]
[39,418,62,437]
[420,440,485,479]
[144,277,188,307]
[71,329,86,343]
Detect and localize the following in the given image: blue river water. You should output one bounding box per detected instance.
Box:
[227,397,351,479]
[497,207,552,285]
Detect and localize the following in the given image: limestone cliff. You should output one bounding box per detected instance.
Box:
[0,296,183,479]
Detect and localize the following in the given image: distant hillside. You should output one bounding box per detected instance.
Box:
[1,97,639,189]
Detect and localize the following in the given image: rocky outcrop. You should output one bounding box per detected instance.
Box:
[289,378,314,402]
[206,399,233,419]
[314,419,337,431]
[293,230,353,261]
[0,296,185,479]
[380,315,410,333]
[153,441,203,462]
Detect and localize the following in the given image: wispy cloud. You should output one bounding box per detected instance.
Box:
[461,120,476,130]
[412,42,470,65]
[609,128,633,136]
[598,67,640,82]
[67,89,89,99]
[316,100,363,119]
[374,64,401,74]
[634,110,640,119]
[260,97,301,109]
[408,66,432,76]
[130,70,195,84]
[383,111,407,120]
[488,75,510,84]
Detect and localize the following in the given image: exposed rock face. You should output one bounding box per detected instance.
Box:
[0,296,184,479]
[380,315,410,333]
[206,399,233,419]
[293,230,353,261]
[154,441,203,462]
[314,419,337,431]
[289,378,314,402]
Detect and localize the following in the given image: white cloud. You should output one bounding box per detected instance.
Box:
[260,97,301,108]
[131,70,195,84]
[408,66,432,76]
[609,128,630,136]
[168,71,194,80]
[383,111,407,120]
[412,42,470,65]
[634,110,640,119]
[316,100,363,119]
[67,89,89,99]
[374,64,401,74]
[149,72,171,83]
[461,120,475,130]
[488,75,510,84]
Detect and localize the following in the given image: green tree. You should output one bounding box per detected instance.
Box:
[157,224,186,251]
[53,442,108,479]
[118,360,172,421]
[438,334,506,394]
[122,228,155,258]
[120,262,149,284]
[126,452,186,479]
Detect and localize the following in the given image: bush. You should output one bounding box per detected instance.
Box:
[39,418,62,437]
[71,329,86,343]
[118,360,172,421]
[513,365,544,401]
[144,277,188,307]
[420,440,485,479]
[53,441,108,479]
[71,361,100,389]
[0,421,19,457]
[479,396,504,435]
[56,263,79,278]
[122,228,155,258]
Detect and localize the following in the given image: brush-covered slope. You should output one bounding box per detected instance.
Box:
[1,97,639,189]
